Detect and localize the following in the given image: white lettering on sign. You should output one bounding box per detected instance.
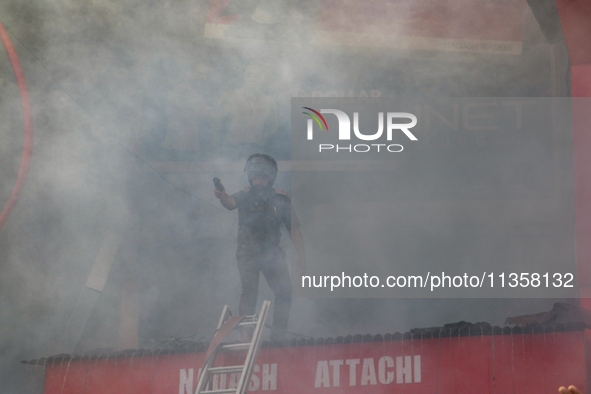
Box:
[378,356,394,384]
[179,368,196,394]
[263,363,278,391]
[329,360,343,387]
[179,364,277,393]
[315,356,421,388]
[346,359,360,386]
[361,358,377,386]
[396,356,412,383]
[315,361,330,388]
[249,365,261,391]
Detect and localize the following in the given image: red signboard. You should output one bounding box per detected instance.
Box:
[204,0,527,55]
[44,329,588,394]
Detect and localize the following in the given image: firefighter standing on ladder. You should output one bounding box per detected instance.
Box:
[214,154,306,341]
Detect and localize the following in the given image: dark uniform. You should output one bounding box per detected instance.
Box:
[230,186,299,338]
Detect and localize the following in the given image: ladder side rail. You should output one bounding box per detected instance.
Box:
[197,306,240,394]
[194,354,218,394]
[217,305,231,330]
[235,301,271,394]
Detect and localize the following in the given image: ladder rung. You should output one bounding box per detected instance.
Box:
[236,321,257,327]
[217,343,251,352]
[201,389,237,394]
[236,317,257,324]
[207,365,244,374]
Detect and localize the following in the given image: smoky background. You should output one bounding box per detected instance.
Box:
[291,97,577,298]
[0,0,576,392]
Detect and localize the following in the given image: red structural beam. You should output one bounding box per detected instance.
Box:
[0,21,33,233]
[555,0,591,307]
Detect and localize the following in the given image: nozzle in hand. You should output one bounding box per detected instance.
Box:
[213,177,227,199]
[213,177,224,192]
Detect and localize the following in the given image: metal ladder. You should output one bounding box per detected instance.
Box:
[194,301,271,394]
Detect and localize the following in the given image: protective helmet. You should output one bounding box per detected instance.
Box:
[244,153,278,187]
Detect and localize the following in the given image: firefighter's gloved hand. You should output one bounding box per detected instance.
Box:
[214,188,227,199]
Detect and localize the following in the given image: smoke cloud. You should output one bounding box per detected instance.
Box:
[0,0,572,392]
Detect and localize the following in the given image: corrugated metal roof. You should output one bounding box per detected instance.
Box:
[21,321,586,366]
